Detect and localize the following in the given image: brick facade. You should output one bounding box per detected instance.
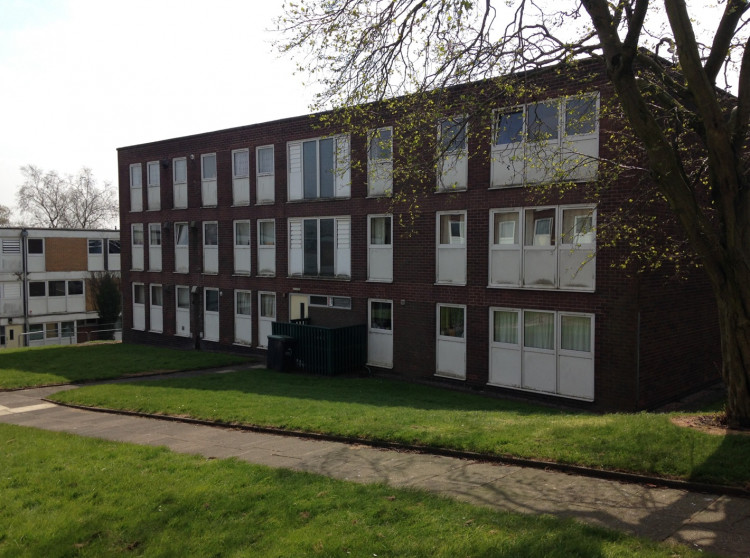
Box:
[117,62,720,412]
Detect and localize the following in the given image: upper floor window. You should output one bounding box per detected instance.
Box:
[287,135,350,201]
[258,219,276,276]
[27,238,44,254]
[437,116,468,191]
[147,161,161,211]
[436,211,467,285]
[491,94,599,187]
[288,217,351,278]
[368,215,393,282]
[368,127,393,197]
[201,153,218,206]
[232,149,250,206]
[88,239,103,254]
[256,145,275,204]
[173,157,187,209]
[129,163,143,212]
[232,149,249,179]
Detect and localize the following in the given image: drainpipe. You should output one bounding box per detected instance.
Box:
[20,228,29,346]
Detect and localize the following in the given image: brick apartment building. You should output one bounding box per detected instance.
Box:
[0,227,121,348]
[117,62,720,412]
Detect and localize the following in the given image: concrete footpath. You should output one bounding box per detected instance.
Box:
[1,374,749,557]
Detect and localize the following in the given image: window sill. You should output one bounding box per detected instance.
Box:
[255,201,275,206]
[486,284,595,293]
[434,372,466,381]
[366,278,393,283]
[435,281,467,286]
[288,275,351,281]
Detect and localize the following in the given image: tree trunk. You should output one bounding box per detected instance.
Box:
[714,277,750,428]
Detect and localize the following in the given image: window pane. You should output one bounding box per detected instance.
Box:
[235,221,251,245]
[149,225,161,246]
[493,311,518,344]
[133,284,145,304]
[257,146,274,175]
[310,295,328,306]
[177,287,190,309]
[205,289,219,312]
[259,221,275,245]
[440,118,466,152]
[524,311,554,350]
[369,128,392,160]
[132,225,144,245]
[331,297,351,309]
[303,140,318,199]
[202,154,216,180]
[204,223,218,246]
[148,161,160,186]
[108,240,121,254]
[303,219,318,275]
[27,238,43,254]
[439,306,464,338]
[561,315,592,352]
[493,213,518,245]
[45,323,59,339]
[48,281,66,297]
[29,282,45,297]
[61,321,75,338]
[236,291,252,315]
[175,224,188,246]
[495,111,523,144]
[524,209,555,246]
[29,324,44,341]
[527,102,559,142]
[370,301,392,330]
[440,214,465,245]
[565,97,597,136]
[151,285,163,306]
[319,138,335,198]
[233,150,249,177]
[370,216,391,245]
[130,164,142,188]
[319,218,335,276]
[260,293,275,318]
[562,208,594,244]
[67,281,83,295]
[174,158,187,184]
[88,239,103,254]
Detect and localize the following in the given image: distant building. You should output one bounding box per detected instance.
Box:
[0,227,121,348]
[116,62,720,412]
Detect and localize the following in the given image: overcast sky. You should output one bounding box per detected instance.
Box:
[0,0,312,221]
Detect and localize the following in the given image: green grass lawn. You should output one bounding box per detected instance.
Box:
[0,423,709,558]
[0,344,250,389]
[50,369,750,488]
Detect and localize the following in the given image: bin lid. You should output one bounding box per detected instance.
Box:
[267,334,294,340]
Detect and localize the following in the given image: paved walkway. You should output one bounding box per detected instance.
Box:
[2,377,749,557]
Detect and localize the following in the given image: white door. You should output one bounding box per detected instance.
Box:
[258,292,276,348]
[488,308,522,387]
[176,286,191,337]
[522,310,557,393]
[367,300,393,368]
[436,305,466,379]
[234,290,252,345]
[204,288,220,341]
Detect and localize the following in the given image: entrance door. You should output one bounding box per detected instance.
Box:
[289,294,308,321]
[368,299,393,368]
[258,292,276,348]
[436,304,466,379]
[176,286,190,337]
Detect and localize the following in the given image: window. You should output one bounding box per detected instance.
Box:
[27,238,43,254]
[177,287,190,309]
[204,222,218,246]
[439,213,466,245]
[203,222,219,274]
[132,224,144,245]
[68,280,83,295]
[437,117,468,191]
[130,163,143,211]
[45,323,59,339]
[234,220,251,274]
[370,301,392,331]
[174,223,189,274]
[436,211,467,284]
[88,239,103,254]
[29,282,45,297]
[48,281,66,297]
[151,284,163,306]
[256,145,275,204]
[149,223,162,271]
[147,161,161,210]
[367,127,393,197]
[133,284,145,304]
[260,293,275,318]
[132,283,145,330]
[235,221,251,245]
[288,217,351,278]
[205,289,219,312]
[29,324,44,341]
[489,307,594,400]
[436,303,466,379]
[149,224,161,247]
[150,284,163,333]
[258,219,276,276]
[108,240,121,254]
[491,94,600,187]
[173,157,188,209]
[439,305,465,338]
[439,117,467,153]
[61,321,75,338]
[308,295,351,309]
[287,135,350,200]
[201,153,218,206]
[368,215,393,282]
[175,223,189,246]
[232,149,249,178]
[489,205,596,290]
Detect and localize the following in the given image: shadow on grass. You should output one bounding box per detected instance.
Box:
[119,367,570,415]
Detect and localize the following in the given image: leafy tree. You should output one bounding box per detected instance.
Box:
[277,0,750,426]
[17,165,118,229]
[0,205,11,226]
[88,271,122,340]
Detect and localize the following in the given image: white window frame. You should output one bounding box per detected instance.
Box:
[148,223,162,272]
[233,219,252,275]
[288,216,351,279]
[436,211,467,285]
[129,163,143,212]
[132,282,145,331]
[257,219,276,276]
[203,287,220,342]
[147,161,161,211]
[367,214,393,282]
[174,222,189,273]
[257,291,276,349]
[437,116,468,192]
[201,153,218,207]
[232,148,251,206]
[287,134,350,201]
[173,157,188,209]
[131,223,144,271]
[367,126,393,197]
[175,285,191,337]
[256,145,275,204]
[234,289,253,345]
[149,284,163,333]
[203,221,219,274]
